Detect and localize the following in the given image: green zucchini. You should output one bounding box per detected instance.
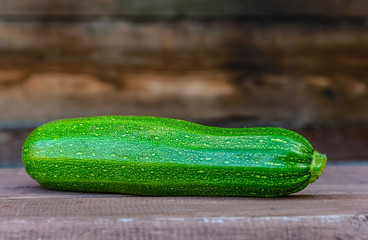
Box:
[22,116,327,197]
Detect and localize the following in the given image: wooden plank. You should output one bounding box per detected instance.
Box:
[0,0,368,17]
[0,166,368,239]
[0,21,367,124]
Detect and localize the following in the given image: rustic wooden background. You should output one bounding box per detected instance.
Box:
[1,0,368,166]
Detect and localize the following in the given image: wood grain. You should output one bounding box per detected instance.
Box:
[0,0,367,17]
[0,21,367,124]
[0,166,367,239]
[1,0,368,162]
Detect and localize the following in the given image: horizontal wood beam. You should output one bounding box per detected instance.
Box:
[0,21,367,124]
[0,0,368,17]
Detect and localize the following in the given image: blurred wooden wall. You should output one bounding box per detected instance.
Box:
[1,0,368,164]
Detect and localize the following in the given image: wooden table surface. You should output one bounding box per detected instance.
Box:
[1,166,368,240]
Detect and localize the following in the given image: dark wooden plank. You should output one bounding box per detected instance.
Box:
[0,0,368,17]
[0,167,368,239]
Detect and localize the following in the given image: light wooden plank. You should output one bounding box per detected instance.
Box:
[0,166,367,239]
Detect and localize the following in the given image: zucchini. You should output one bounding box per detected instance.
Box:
[22,116,327,197]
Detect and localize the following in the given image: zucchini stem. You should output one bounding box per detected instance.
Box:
[309,151,327,183]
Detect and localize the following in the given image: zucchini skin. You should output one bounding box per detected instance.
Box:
[22,116,327,197]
